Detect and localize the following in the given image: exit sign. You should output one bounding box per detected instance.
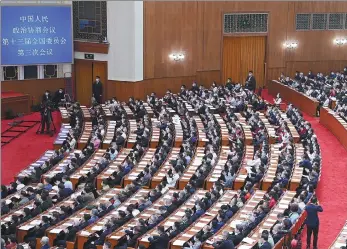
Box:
[84,53,94,60]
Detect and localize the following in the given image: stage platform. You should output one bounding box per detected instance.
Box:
[1,91,31,118]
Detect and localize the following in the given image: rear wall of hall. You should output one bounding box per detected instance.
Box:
[110,1,347,101]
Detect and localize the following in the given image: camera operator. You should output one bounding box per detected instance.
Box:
[40,90,53,135]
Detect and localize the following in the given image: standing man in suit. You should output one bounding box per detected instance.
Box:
[92,76,103,104]
[245,71,256,92]
[305,196,323,249]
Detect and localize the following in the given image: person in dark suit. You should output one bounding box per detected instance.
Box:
[148,226,170,249]
[259,233,272,249]
[245,71,256,92]
[92,76,103,104]
[305,196,323,249]
[229,224,244,246]
[53,88,65,108]
[212,231,235,249]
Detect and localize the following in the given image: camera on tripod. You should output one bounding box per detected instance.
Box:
[36,96,57,136]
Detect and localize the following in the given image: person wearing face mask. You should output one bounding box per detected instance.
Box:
[39,90,54,135]
[53,88,65,108]
[92,76,103,104]
[245,71,256,92]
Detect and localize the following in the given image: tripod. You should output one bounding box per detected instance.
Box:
[36,110,57,136]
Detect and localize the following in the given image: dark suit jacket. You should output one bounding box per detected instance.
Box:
[305,204,323,228]
[148,233,170,249]
[260,241,272,249]
[246,76,256,91]
[214,239,235,249]
[230,233,243,246]
[92,82,103,96]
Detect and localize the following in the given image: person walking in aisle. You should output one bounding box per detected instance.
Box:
[305,196,323,249]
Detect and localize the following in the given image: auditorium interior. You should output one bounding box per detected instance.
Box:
[1,1,347,249]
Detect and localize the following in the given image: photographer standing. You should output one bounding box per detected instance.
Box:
[305,196,323,249]
[40,90,53,134]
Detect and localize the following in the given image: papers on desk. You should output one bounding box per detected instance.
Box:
[238,245,252,249]
[50,228,62,234]
[80,231,91,236]
[20,225,34,230]
[195,222,205,228]
[165,221,174,227]
[173,240,186,246]
[279,204,288,209]
[242,237,255,244]
[334,242,346,248]
[91,226,103,231]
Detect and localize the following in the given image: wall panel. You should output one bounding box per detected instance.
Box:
[143,1,347,85]
[2,78,65,105]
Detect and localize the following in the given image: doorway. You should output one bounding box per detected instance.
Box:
[74,59,107,106]
[222,36,266,88]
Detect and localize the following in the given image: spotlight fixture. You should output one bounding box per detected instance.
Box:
[283,41,298,49]
[334,38,346,46]
[169,53,185,61]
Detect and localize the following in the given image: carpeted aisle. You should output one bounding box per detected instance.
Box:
[262,89,347,249]
[1,111,62,185]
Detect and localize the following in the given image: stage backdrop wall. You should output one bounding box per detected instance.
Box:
[107,1,347,101]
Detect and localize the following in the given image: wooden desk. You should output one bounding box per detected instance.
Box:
[95,148,132,190]
[138,190,208,248]
[46,188,122,247]
[178,147,205,190]
[150,118,160,148]
[172,115,183,148]
[77,122,93,149]
[102,121,116,149]
[261,144,281,191]
[151,148,180,188]
[281,113,300,143]
[1,91,30,117]
[235,113,253,145]
[76,189,151,249]
[80,106,92,122]
[17,189,83,243]
[16,150,55,181]
[320,107,347,151]
[329,220,347,249]
[143,103,154,118]
[121,104,134,118]
[123,148,156,186]
[53,124,71,150]
[41,150,81,183]
[259,113,277,144]
[58,107,70,124]
[289,144,304,191]
[203,190,266,249]
[233,145,255,190]
[70,149,107,189]
[100,104,113,120]
[268,80,319,117]
[205,146,230,190]
[170,190,237,249]
[126,119,138,148]
[106,190,179,248]
[193,116,208,147]
[214,114,229,146]
[237,191,296,248]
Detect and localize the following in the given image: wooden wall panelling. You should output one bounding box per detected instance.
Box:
[1,78,65,105]
[143,1,198,79]
[74,41,109,54]
[266,67,286,85]
[195,70,221,85]
[285,60,347,77]
[75,59,93,106]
